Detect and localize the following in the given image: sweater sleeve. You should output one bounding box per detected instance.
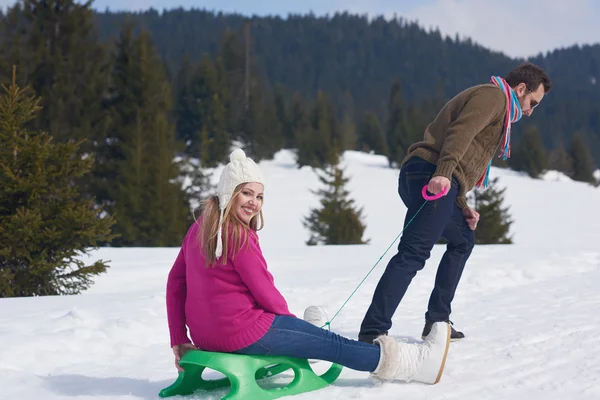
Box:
[232,232,296,317]
[434,87,507,180]
[166,244,192,347]
[456,195,469,210]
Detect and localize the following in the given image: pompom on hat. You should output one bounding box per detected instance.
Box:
[215,148,265,258]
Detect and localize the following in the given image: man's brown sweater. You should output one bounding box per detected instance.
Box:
[403,83,508,210]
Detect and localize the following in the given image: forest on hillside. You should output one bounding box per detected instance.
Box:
[91,7,600,166]
[0,1,597,251]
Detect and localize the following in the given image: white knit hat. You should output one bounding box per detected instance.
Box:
[215,148,265,259]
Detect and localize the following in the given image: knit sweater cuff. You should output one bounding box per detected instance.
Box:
[433,161,456,180]
[170,328,192,347]
[456,196,469,210]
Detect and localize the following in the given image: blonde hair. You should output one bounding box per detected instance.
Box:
[196,183,264,266]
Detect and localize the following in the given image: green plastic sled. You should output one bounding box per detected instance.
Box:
[159,350,343,399]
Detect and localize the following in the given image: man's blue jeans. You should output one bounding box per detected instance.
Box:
[359,157,475,337]
[234,315,380,372]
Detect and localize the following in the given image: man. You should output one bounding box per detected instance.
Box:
[358,62,552,344]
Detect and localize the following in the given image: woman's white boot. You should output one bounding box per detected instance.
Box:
[303,305,329,328]
[371,321,451,384]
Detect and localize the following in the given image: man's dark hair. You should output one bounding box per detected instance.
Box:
[504,62,552,93]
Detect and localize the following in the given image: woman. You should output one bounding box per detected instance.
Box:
[166,148,451,384]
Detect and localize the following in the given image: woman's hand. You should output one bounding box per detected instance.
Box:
[172,343,197,372]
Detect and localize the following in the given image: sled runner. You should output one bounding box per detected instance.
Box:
[159,349,343,399]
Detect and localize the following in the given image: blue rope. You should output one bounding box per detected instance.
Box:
[321,199,430,330]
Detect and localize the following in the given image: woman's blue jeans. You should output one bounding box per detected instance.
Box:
[234,315,380,372]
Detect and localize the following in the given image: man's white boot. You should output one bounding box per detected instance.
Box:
[371,321,451,384]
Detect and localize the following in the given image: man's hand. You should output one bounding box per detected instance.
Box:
[427,176,451,196]
[172,343,197,372]
[461,207,480,230]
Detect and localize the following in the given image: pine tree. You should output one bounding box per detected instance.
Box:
[420,81,447,122]
[288,92,308,152]
[259,93,285,159]
[0,0,109,155]
[0,0,111,204]
[0,67,115,297]
[175,124,215,218]
[548,143,573,177]
[173,53,195,110]
[105,25,190,246]
[303,151,368,245]
[509,125,548,178]
[404,104,426,152]
[471,178,513,245]
[238,84,283,161]
[358,111,388,155]
[296,91,339,168]
[218,29,247,134]
[178,141,214,215]
[174,54,198,148]
[273,87,294,148]
[339,91,357,151]
[219,23,283,162]
[569,132,596,184]
[385,81,410,167]
[175,53,229,167]
[339,111,357,152]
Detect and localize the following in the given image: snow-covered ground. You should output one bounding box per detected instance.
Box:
[2,150,599,399]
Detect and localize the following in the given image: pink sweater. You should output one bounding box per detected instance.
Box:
[166,220,295,352]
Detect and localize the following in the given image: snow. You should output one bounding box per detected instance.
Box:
[2,149,600,400]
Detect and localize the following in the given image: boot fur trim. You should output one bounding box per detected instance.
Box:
[371,335,400,381]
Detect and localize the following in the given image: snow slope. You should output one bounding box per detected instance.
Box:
[1,150,599,400]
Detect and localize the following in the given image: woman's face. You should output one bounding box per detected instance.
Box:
[233,182,264,224]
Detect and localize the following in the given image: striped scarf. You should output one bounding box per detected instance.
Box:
[476,76,522,188]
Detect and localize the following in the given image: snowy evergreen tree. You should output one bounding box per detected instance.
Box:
[358,111,388,155]
[0,67,116,297]
[104,25,191,246]
[509,125,548,178]
[178,129,215,214]
[471,177,513,245]
[548,143,574,177]
[303,152,368,245]
[569,132,596,184]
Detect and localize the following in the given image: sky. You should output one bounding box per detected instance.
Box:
[1,0,598,59]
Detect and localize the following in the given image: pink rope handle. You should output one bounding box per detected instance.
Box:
[422,184,448,201]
